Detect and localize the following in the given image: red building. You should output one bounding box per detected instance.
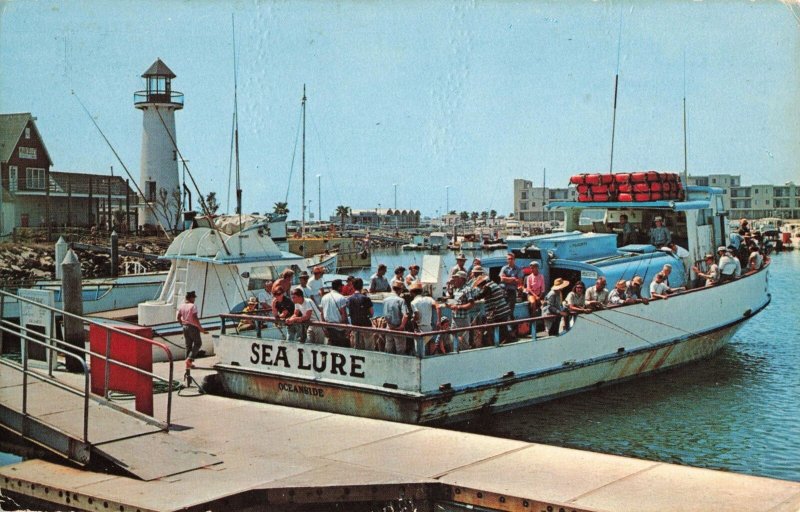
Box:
[0,113,136,233]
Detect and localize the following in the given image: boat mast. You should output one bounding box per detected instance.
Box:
[301,85,307,254]
[232,14,243,255]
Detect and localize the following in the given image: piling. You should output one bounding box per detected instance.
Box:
[60,249,84,373]
[110,230,119,277]
[54,236,67,280]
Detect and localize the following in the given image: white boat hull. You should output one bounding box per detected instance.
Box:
[212,268,770,424]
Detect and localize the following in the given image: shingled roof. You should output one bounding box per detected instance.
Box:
[49,171,134,196]
[142,58,176,78]
[0,113,53,166]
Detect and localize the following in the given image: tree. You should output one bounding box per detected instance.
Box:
[448,210,456,215]
[200,191,220,216]
[273,202,289,215]
[480,211,489,222]
[335,205,350,230]
[158,187,184,232]
[490,209,497,225]
[459,211,469,222]
[470,211,479,223]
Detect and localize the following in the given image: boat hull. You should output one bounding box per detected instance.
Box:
[213,268,770,424]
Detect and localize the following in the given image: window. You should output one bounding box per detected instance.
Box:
[766,200,770,206]
[531,202,536,207]
[711,178,716,184]
[519,202,528,210]
[8,166,18,191]
[25,127,30,139]
[521,191,527,200]
[25,168,45,189]
[754,189,759,194]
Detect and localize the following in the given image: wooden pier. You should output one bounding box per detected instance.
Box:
[2,358,800,511]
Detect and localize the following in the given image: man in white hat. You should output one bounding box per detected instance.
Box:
[447,254,469,296]
[649,216,671,247]
[718,246,739,283]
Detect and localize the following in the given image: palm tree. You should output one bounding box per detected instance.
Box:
[470,211,479,223]
[273,202,289,215]
[459,211,469,222]
[480,211,489,222]
[335,205,350,230]
[490,209,497,225]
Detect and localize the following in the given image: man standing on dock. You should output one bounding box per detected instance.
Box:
[176,291,207,370]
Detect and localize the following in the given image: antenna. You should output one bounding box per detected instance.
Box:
[541,167,546,226]
[609,12,623,174]
[682,51,689,186]
[301,85,307,253]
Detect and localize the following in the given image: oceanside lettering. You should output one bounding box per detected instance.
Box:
[277,382,325,397]
[249,343,366,378]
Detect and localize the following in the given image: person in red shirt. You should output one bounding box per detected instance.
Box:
[340,275,356,296]
[176,291,208,369]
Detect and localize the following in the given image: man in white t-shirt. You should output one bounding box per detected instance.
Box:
[286,288,324,343]
[320,278,348,347]
[295,271,314,299]
[649,272,671,299]
[409,282,439,355]
[307,266,325,306]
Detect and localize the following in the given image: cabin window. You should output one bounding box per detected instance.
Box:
[25,127,30,139]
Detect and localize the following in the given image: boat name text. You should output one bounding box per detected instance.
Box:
[250,343,366,378]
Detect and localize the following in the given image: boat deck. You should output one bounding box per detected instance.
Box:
[1,357,799,511]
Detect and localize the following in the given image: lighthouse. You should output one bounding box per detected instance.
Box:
[134,59,183,231]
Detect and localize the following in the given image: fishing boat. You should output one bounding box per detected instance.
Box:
[208,179,770,424]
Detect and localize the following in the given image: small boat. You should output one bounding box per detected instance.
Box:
[402,235,430,251]
[428,232,448,252]
[209,178,770,424]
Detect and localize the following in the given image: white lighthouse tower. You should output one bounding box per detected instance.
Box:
[134,59,183,231]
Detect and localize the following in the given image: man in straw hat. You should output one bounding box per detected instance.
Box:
[543,278,569,336]
[176,291,208,370]
[237,296,260,332]
[692,253,720,287]
[447,254,469,296]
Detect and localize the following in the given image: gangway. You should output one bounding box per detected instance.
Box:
[0,290,219,480]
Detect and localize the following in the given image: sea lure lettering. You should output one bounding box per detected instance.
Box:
[250,343,366,378]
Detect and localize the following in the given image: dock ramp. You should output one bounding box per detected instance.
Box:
[0,290,219,480]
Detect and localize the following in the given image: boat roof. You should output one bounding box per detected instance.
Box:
[547,186,723,211]
[161,224,288,264]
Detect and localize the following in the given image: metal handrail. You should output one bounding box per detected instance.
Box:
[0,289,174,431]
[0,321,90,441]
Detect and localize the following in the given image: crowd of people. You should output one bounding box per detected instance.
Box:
[228,216,769,355]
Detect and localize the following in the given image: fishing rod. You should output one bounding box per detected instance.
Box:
[153,106,232,256]
[72,90,174,240]
[232,14,242,232]
[608,13,623,174]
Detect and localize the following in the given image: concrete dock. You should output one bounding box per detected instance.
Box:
[2,359,800,511]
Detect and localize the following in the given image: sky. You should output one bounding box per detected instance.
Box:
[1,0,798,220]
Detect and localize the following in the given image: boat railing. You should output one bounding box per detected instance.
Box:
[0,289,175,442]
[219,311,561,357]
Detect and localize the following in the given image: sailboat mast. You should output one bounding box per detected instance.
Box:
[301,85,307,249]
[232,15,243,255]
[609,14,623,175]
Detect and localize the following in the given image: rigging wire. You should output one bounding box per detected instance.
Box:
[284,106,304,205]
[153,107,232,255]
[72,90,173,240]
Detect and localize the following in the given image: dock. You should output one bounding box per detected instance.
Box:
[2,357,800,511]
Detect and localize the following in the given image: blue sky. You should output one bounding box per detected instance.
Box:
[1,0,798,219]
